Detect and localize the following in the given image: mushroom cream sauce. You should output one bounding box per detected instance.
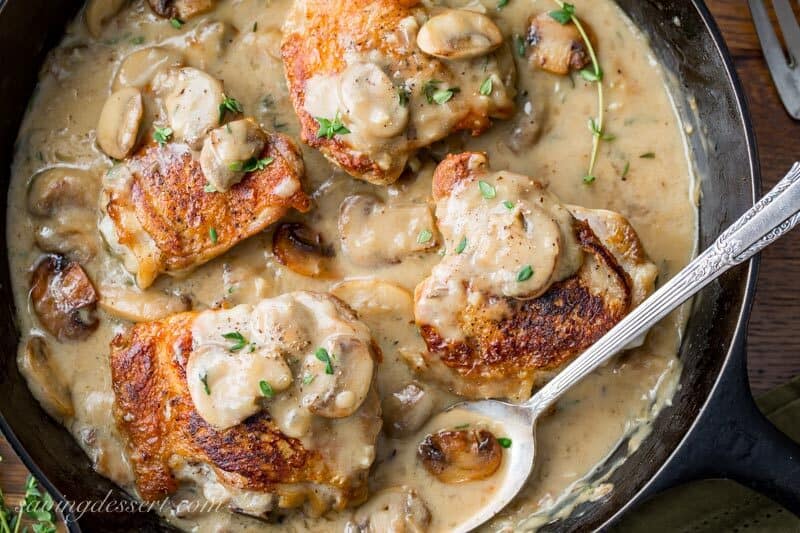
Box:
[7,0,697,531]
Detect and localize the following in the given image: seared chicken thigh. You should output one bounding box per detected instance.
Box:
[281,0,516,185]
[414,153,658,401]
[110,291,381,516]
[99,65,311,289]
[100,131,310,289]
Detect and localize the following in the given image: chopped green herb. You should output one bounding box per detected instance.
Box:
[229,157,274,172]
[130,35,145,45]
[209,227,218,244]
[222,331,247,351]
[302,373,315,385]
[398,86,410,107]
[153,126,173,146]
[204,182,217,193]
[315,347,335,375]
[588,118,615,141]
[454,423,471,430]
[503,200,515,210]
[579,67,603,82]
[497,0,509,8]
[640,152,656,159]
[259,380,274,398]
[170,18,183,29]
[549,2,576,24]
[417,229,433,244]
[432,87,459,105]
[478,180,496,199]
[455,236,468,254]
[219,95,244,122]
[422,79,443,103]
[479,77,493,96]
[517,265,534,282]
[583,174,596,184]
[515,34,526,57]
[621,161,630,179]
[253,21,258,32]
[315,112,350,139]
[200,373,211,394]
[497,437,512,448]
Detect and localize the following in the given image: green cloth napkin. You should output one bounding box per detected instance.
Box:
[613,378,800,532]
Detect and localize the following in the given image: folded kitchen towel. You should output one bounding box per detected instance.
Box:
[613,377,800,533]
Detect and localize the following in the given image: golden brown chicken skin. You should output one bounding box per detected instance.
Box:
[413,153,657,401]
[100,133,311,289]
[281,0,517,185]
[110,292,382,517]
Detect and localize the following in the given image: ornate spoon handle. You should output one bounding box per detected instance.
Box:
[527,163,800,415]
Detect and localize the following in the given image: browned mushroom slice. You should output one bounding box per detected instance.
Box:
[526,13,589,75]
[348,487,432,533]
[300,335,376,419]
[272,223,337,278]
[382,381,436,438]
[147,0,215,19]
[19,337,74,418]
[30,255,99,341]
[418,428,502,483]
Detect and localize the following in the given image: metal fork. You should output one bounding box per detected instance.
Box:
[750,0,800,119]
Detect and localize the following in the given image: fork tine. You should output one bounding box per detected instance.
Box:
[749,0,800,119]
[773,0,800,62]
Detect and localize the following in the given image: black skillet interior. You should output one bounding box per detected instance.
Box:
[0,0,759,531]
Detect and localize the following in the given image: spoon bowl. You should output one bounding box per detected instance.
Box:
[431,400,538,532]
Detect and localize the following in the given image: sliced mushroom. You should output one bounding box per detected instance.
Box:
[272,223,337,278]
[19,337,74,418]
[300,335,375,418]
[98,283,191,322]
[147,0,215,19]
[338,63,409,139]
[417,10,503,60]
[199,119,266,192]
[331,279,414,317]
[153,67,224,149]
[382,381,435,438]
[97,87,143,160]
[183,20,237,71]
[339,195,437,267]
[348,487,431,533]
[30,255,99,341]
[85,0,127,38]
[113,47,183,91]
[526,12,590,75]
[418,428,502,483]
[34,209,100,263]
[27,167,98,217]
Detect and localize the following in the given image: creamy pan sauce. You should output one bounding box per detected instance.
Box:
[6,0,696,530]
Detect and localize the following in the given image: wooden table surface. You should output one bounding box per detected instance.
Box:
[2,0,800,515]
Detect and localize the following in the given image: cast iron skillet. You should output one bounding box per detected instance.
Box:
[0,1,799,531]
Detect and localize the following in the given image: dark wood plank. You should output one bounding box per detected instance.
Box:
[1,0,799,504]
[707,1,800,392]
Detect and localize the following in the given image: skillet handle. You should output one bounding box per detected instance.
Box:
[642,333,800,515]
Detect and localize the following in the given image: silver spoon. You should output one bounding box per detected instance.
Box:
[432,162,800,532]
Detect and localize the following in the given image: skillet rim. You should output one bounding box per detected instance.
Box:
[0,0,761,531]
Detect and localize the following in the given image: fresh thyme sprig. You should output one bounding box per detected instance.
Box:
[551,1,605,184]
[0,470,57,533]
